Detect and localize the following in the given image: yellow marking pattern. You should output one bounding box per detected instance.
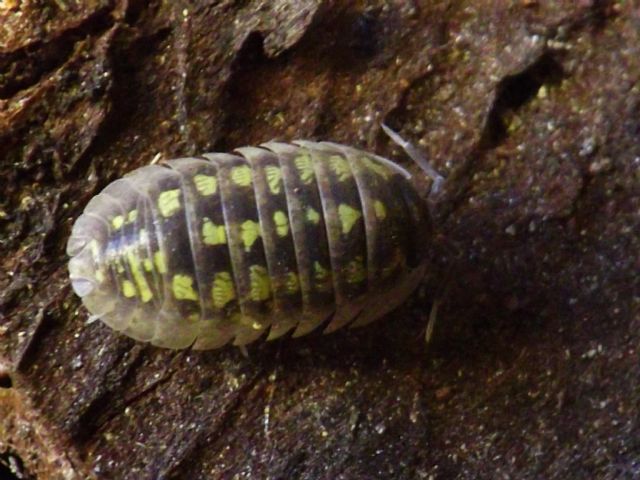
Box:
[158,189,181,217]
[112,215,124,229]
[329,155,351,182]
[143,259,153,272]
[313,261,332,291]
[122,280,137,298]
[202,217,227,245]
[338,204,362,235]
[89,239,101,261]
[251,320,264,330]
[212,272,235,309]
[127,250,153,302]
[172,274,199,301]
[284,272,299,294]
[154,251,167,274]
[240,220,261,251]
[306,207,320,224]
[294,153,315,184]
[346,257,366,284]
[231,165,253,187]
[95,270,105,283]
[127,209,138,223]
[273,210,289,237]
[194,174,218,196]
[362,156,391,179]
[374,200,387,220]
[249,265,271,302]
[265,165,282,194]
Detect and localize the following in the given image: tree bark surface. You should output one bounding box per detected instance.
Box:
[0,1,639,479]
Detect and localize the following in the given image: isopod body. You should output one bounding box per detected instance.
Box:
[67,140,431,349]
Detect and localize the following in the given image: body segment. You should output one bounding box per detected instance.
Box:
[67,141,431,349]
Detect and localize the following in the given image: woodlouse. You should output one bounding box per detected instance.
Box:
[67,128,442,349]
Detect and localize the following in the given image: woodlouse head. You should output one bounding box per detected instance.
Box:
[67,212,116,319]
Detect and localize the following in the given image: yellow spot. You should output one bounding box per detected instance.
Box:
[314,261,332,291]
[154,251,167,274]
[127,209,138,223]
[241,220,261,251]
[127,250,153,302]
[112,215,124,229]
[294,153,315,184]
[374,200,387,220]
[202,218,227,245]
[194,174,218,196]
[116,262,125,273]
[264,165,282,194]
[362,156,391,179]
[329,155,351,181]
[249,265,271,302]
[306,207,320,224]
[158,189,181,217]
[143,259,153,271]
[212,272,235,309]
[231,165,253,187]
[251,320,263,330]
[284,272,299,294]
[89,239,101,260]
[122,280,137,298]
[360,157,394,180]
[346,257,366,284]
[172,274,199,301]
[338,204,362,235]
[273,210,289,237]
[95,270,105,283]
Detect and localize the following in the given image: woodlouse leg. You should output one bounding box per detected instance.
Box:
[425,298,441,344]
[424,259,457,346]
[381,124,445,199]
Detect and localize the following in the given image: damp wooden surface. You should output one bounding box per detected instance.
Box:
[1,1,639,479]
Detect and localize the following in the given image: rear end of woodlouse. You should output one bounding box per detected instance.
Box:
[67,139,432,349]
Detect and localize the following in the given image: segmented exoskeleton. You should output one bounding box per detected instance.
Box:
[67,129,441,349]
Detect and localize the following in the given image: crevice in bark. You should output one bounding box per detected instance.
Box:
[480,52,565,150]
[0,449,33,480]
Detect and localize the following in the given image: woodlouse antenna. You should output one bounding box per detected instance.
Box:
[381,124,445,197]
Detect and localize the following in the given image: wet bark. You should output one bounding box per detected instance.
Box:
[1,1,638,479]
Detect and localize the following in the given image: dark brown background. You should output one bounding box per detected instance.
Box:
[1,1,639,479]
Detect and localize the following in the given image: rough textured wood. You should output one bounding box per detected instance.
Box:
[1,1,639,479]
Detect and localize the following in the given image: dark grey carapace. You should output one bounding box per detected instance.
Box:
[67,133,440,349]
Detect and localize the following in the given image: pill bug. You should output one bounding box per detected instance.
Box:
[67,128,442,349]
